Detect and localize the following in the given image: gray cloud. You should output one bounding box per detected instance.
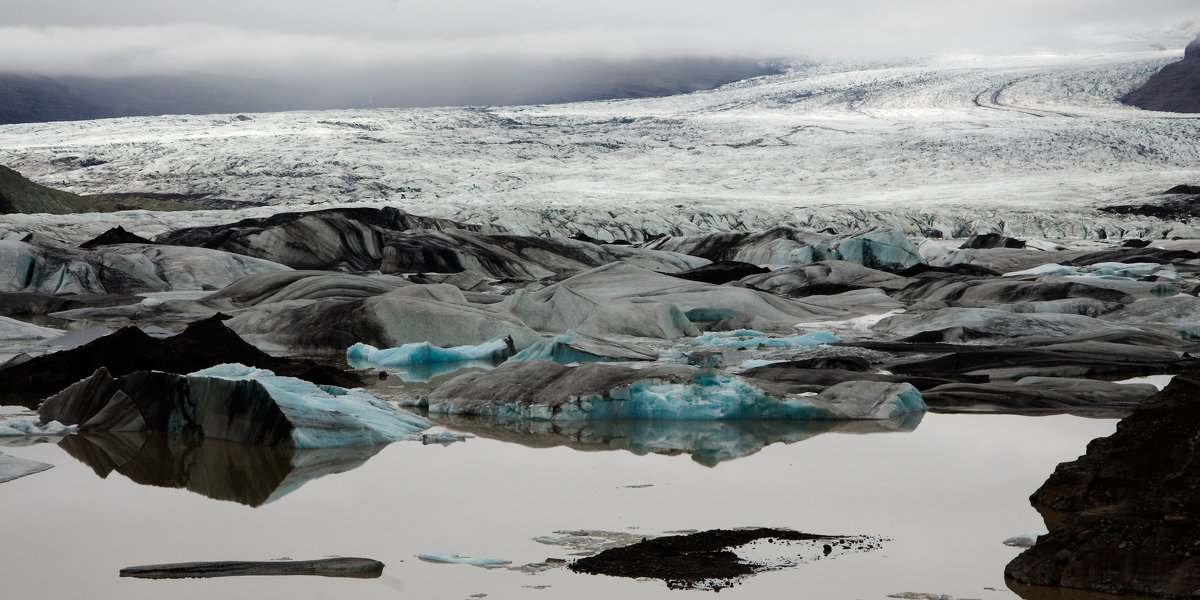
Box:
[0,1,1195,78]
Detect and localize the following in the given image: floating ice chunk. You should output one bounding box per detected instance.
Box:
[421,431,473,445]
[347,339,510,368]
[1003,535,1038,548]
[510,330,657,364]
[417,553,512,568]
[0,417,76,437]
[0,451,54,484]
[0,316,64,342]
[190,364,432,448]
[693,330,841,348]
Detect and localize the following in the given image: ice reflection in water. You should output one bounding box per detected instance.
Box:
[58,432,386,506]
[428,413,923,466]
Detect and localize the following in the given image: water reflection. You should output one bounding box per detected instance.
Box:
[1006,580,1163,600]
[429,414,924,466]
[58,432,385,506]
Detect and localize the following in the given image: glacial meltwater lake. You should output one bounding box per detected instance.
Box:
[1,412,1115,599]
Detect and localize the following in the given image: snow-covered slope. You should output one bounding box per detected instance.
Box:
[2,39,1199,242]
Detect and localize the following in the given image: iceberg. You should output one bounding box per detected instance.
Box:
[37,364,432,448]
[424,361,925,422]
[347,339,510,368]
[0,417,77,437]
[692,330,841,348]
[0,451,55,484]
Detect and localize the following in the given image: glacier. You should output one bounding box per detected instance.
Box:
[691,330,841,348]
[0,37,1198,244]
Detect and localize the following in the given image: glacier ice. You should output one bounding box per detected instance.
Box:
[692,330,841,348]
[347,339,511,368]
[1005,262,1178,280]
[0,316,63,342]
[189,364,433,448]
[36,364,432,448]
[0,451,55,484]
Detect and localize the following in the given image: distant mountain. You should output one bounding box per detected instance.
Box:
[0,58,780,125]
[1125,35,1200,112]
[0,165,197,214]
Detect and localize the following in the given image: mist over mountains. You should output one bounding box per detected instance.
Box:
[0,57,779,125]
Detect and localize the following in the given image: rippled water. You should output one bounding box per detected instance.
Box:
[0,412,1115,599]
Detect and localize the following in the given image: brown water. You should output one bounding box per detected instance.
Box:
[0,412,1115,599]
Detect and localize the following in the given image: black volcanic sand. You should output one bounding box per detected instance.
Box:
[569,528,880,590]
[0,314,362,408]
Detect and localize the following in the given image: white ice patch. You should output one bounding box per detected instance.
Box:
[0,418,76,437]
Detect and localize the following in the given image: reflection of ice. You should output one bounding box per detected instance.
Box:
[348,352,500,383]
[429,414,922,466]
[58,432,386,506]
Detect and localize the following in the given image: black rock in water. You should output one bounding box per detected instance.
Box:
[570,528,874,590]
[1005,374,1200,598]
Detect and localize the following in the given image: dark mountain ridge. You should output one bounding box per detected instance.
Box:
[1125,34,1200,113]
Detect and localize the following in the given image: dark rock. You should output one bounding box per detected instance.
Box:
[0,315,362,408]
[1121,239,1152,248]
[960,233,1026,249]
[570,528,872,590]
[1005,374,1200,598]
[78,226,156,249]
[1065,247,1200,267]
[667,261,770,285]
[120,557,384,579]
[1125,35,1200,113]
[1164,184,1200,195]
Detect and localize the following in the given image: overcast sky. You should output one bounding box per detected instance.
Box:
[1,0,1197,77]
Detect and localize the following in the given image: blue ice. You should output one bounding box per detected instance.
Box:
[347,339,510,368]
[189,364,432,448]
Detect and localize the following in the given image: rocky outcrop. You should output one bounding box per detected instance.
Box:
[1005,374,1200,598]
[1125,35,1200,113]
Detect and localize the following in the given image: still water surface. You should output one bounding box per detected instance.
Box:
[0,413,1115,599]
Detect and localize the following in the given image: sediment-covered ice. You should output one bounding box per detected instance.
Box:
[422,360,925,421]
[37,364,432,448]
[510,330,659,364]
[692,330,841,348]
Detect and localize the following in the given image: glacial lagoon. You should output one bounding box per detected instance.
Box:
[1,412,1115,599]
